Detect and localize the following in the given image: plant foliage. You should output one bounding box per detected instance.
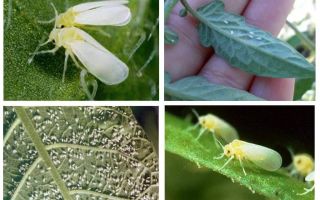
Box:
[164,73,263,101]
[4,106,159,199]
[195,1,314,78]
[165,112,313,200]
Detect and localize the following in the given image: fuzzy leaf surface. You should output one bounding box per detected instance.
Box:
[4,107,159,199]
[197,1,314,78]
[164,73,263,101]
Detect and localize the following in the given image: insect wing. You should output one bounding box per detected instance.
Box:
[210,114,239,143]
[70,29,129,85]
[75,4,131,26]
[241,142,282,171]
[305,171,314,182]
[72,1,129,12]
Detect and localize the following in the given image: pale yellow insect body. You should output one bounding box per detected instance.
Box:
[215,139,282,176]
[287,152,314,180]
[198,114,238,143]
[191,110,238,146]
[293,154,314,177]
[47,27,129,85]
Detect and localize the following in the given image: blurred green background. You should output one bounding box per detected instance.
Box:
[166,106,314,200]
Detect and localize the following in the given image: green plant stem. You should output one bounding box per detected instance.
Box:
[180,0,205,21]
[286,20,315,53]
[14,107,73,200]
[165,0,179,22]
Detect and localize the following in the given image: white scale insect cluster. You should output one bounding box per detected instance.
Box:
[4,107,159,200]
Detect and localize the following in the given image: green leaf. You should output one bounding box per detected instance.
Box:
[165,26,179,45]
[294,79,315,100]
[4,107,159,199]
[196,1,314,78]
[4,0,159,100]
[165,112,314,200]
[164,73,263,101]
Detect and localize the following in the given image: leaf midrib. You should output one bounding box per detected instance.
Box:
[15,107,73,200]
[198,10,312,73]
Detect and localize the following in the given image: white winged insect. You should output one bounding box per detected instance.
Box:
[215,139,282,176]
[54,1,131,28]
[298,171,315,195]
[30,1,131,99]
[287,152,314,179]
[30,27,129,99]
[190,109,239,146]
[40,1,131,28]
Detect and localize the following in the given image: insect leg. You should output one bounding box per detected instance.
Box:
[214,153,225,160]
[211,130,222,148]
[215,137,224,150]
[69,53,82,69]
[80,70,98,100]
[297,185,314,195]
[239,159,247,176]
[186,122,199,131]
[62,52,70,83]
[31,47,60,55]
[196,128,206,140]
[219,156,234,171]
[38,18,56,24]
[28,46,60,64]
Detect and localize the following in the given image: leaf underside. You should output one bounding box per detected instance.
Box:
[197,1,314,78]
[4,107,159,200]
[4,0,159,100]
[164,73,263,101]
[165,112,313,200]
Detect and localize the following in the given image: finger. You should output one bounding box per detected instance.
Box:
[200,0,294,91]
[165,0,249,81]
[249,77,295,100]
[250,0,295,101]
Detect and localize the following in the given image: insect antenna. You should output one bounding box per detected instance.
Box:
[191,108,200,119]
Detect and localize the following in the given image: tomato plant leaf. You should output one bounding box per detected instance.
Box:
[196,1,314,78]
[165,112,314,200]
[4,107,159,199]
[164,73,263,101]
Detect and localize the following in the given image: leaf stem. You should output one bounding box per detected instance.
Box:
[14,107,73,200]
[286,20,315,53]
[165,0,179,22]
[180,0,204,21]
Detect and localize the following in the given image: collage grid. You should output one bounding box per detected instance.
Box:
[0,0,319,200]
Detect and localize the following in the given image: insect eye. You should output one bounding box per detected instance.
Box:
[61,25,65,28]
[52,39,56,44]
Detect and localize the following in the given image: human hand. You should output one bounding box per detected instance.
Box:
[165,0,295,100]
